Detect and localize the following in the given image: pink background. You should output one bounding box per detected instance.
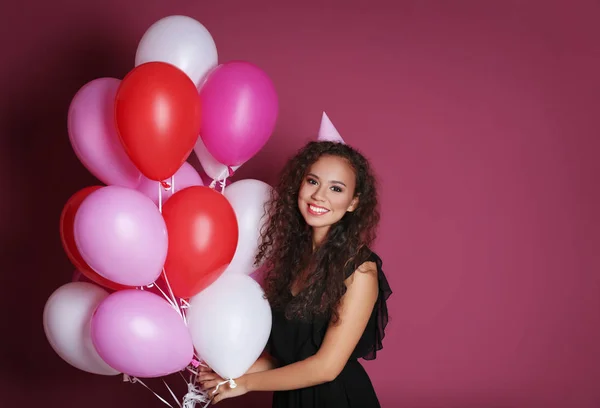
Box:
[1,1,599,407]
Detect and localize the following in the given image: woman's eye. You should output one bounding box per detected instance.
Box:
[331,186,343,193]
[307,178,318,185]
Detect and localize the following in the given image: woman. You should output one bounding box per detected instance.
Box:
[199,141,392,407]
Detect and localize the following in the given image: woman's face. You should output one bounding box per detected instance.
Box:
[297,155,359,234]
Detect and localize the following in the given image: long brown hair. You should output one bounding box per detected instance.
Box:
[255,141,380,322]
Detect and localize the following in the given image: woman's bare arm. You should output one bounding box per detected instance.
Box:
[246,352,278,374]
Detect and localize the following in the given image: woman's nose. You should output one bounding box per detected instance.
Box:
[311,186,325,201]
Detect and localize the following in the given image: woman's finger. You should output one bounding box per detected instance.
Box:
[198,373,218,382]
[201,379,221,391]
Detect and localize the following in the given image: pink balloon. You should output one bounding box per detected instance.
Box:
[136,162,203,206]
[68,78,142,188]
[91,290,193,378]
[200,61,278,166]
[73,186,168,286]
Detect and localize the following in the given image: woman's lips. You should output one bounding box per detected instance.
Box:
[307,204,330,216]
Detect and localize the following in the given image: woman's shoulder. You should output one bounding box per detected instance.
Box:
[344,247,383,278]
[361,247,383,270]
[355,249,391,297]
[366,249,382,265]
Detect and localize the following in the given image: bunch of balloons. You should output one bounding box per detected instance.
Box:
[43,14,277,398]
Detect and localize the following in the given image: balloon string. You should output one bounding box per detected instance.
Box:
[162,379,183,408]
[213,378,237,394]
[177,298,190,325]
[219,176,227,195]
[179,299,188,326]
[161,269,184,320]
[180,360,211,408]
[123,374,175,408]
[209,167,230,191]
[180,298,191,309]
[157,175,174,213]
[158,181,163,213]
[155,175,186,320]
[186,358,208,381]
[181,379,210,408]
[124,367,210,407]
[147,281,179,312]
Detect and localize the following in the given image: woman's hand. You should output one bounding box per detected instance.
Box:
[208,376,249,404]
[197,364,222,387]
[197,365,248,404]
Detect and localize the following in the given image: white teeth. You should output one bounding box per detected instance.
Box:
[309,205,328,214]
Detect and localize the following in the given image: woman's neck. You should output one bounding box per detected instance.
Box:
[311,226,330,250]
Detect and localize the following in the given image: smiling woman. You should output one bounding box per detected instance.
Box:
[198,141,392,408]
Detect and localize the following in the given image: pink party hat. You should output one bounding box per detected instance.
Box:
[317,112,345,143]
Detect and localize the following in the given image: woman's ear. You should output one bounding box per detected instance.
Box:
[347,196,359,212]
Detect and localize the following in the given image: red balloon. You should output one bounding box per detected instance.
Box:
[162,186,238,299]
[115,62,202,181]
[60,186,128,291]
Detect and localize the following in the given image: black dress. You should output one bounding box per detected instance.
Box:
[268,251,392,408]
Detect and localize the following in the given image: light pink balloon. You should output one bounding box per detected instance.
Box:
[193,137,241,182]
[136,162,203,206]
[68,78,142,188]
[200,61,278,166]
[73,186,168,286]
[92,290,193,378]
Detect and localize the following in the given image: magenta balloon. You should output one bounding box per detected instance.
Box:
[68,78,142,188]
[91,290,193,378]
[73,186,168,286]
[136,162,203,206]
[200,61,278,166]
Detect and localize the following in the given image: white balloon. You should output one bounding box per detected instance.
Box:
[187,274,271,379]
[135,15,218,86]
[224,179,272,275]
[43,282,119,375]
[194,137,241,181]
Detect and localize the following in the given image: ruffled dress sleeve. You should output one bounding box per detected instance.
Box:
[350,251,392,360]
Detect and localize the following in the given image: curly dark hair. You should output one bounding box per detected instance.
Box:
[255,141,380,323]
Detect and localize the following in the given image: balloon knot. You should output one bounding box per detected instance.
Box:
[160,180,171,190]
